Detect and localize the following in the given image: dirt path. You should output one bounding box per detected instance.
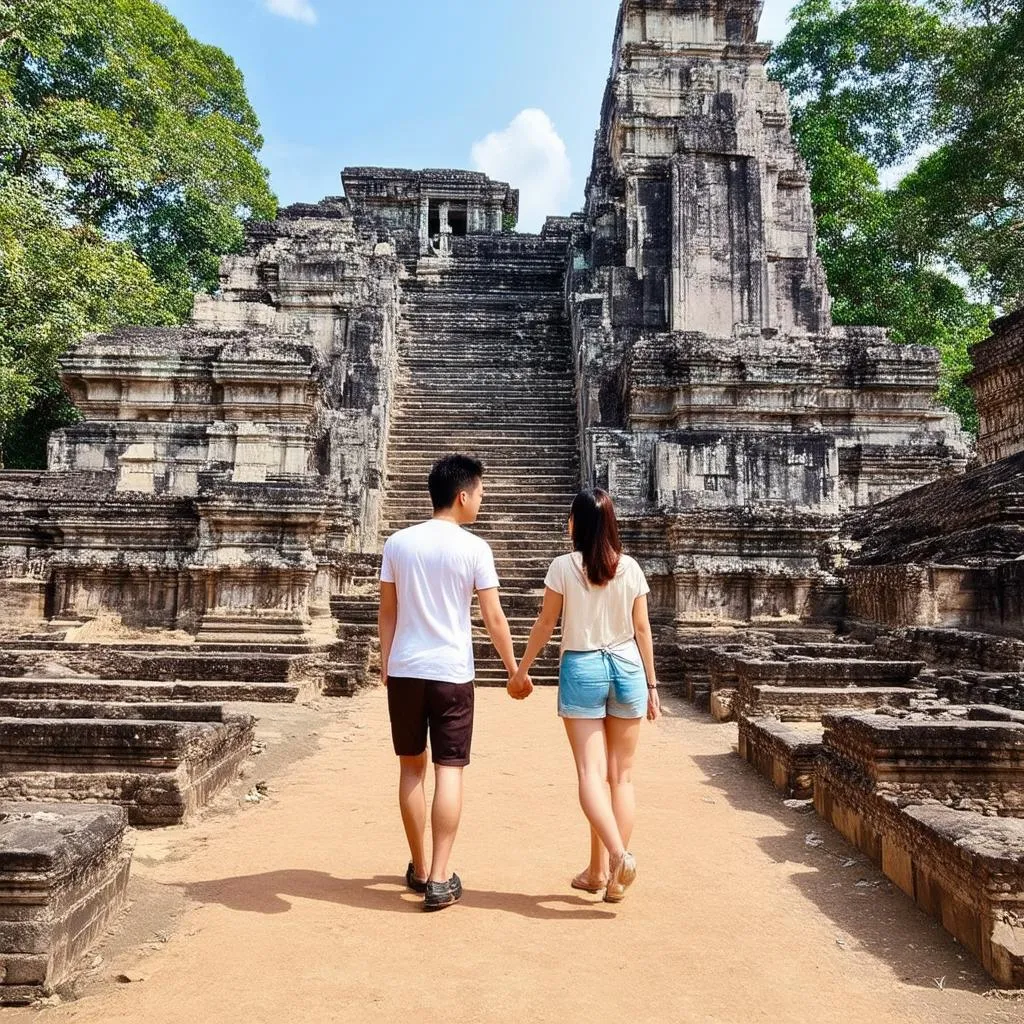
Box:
[18,691,1019,1024]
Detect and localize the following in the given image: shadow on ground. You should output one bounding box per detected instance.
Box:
[181,870,615,921]
[690,745,993,996]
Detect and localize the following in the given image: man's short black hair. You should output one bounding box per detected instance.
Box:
[428,454,485,511]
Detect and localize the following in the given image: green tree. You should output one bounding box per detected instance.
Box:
[0,0,276,464]
[0,179,174,465]
[769,0,1023,433]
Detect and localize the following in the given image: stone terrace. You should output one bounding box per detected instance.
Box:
[0,702,254,826]
[816,710,1024,986]
[0,804,133,1004]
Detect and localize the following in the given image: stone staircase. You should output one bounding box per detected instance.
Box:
[338,233,581,687]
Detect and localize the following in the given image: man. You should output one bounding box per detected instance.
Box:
[378,454,532,911]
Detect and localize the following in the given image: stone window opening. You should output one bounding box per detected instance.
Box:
[447,203,468,236]
[427,199,469,239]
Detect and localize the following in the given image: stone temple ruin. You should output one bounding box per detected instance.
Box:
[0,0,1020,998]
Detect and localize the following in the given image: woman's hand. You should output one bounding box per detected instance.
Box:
[508,667,534,700]
[647,687,661,722]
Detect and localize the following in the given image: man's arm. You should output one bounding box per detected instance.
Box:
[476,587,517,679]
[378,581,398,687]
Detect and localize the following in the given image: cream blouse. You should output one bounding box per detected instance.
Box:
[544,552,650,653]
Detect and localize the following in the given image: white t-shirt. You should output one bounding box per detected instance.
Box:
[380,519,500,684]
[544,552,650,655]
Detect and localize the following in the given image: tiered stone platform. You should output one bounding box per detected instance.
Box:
[815,711,1024,986]
[0,804,133,1003]
[0,701,254,826]
[0,638,328,704]
[939,671,1024,710]
[736,657,926,720]
[729,644,930,798]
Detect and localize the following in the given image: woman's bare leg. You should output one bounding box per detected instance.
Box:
[605,716,642,850]
[563,718,626,861]
[584,823,608,883]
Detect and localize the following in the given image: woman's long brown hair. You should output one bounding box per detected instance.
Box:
[570,488,622,587]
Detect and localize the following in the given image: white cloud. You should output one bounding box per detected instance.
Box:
[471,109,572,233]
[265,0,317,25]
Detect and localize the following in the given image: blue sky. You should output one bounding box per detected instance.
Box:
[162,0,801,230]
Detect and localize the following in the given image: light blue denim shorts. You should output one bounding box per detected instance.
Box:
[558,647,648,720]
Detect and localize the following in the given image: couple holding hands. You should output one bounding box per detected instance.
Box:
[378,455,661,911]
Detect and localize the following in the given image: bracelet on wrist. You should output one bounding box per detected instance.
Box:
[647,683,659,691]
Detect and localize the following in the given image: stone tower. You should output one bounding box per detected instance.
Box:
[567,0,969,627]
[594,0,829,338]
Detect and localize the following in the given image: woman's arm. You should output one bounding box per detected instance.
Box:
[632,594,661,721]
[510,588,563,686]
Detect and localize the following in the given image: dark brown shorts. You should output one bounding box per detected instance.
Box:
[387,677,476,767]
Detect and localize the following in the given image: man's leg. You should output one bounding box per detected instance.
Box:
[388,678,430,880]
[428,765,464,883]
[426,681,474,885]
[399,752,429,882]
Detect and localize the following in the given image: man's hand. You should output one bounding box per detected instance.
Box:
[507,667,534,700]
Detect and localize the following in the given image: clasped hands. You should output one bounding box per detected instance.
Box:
[507,664,534,700]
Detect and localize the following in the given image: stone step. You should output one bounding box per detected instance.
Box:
[735,658,925,688]
[400,332,569,345]
[744,685,926,721]
[390,414,577,427]
[396,379,574,391]
[385,463,579,478]
[389,431,576,443]
[0,712,255,826]
[770,643,876,659]
[738,717,824,800]
[0,699,233,722]
[394,387,574,398]
[393,390,575,401]
[387,465,576,477]
[400,302,565,315]
[388,428,577,440]
[384,489,577,503]
[393,405,575,417]
[381,514,573,528]
[0,677,304,703]
[382,513,570,525]
[398,357,572,371]
[397,371,575,384]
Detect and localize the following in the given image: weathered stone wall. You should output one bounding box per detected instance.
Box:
[814,717,1024,987]
[968,308,1024,465]
[843,443,1024,641]
[0,195,404,638]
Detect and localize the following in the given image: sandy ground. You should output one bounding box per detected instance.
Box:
[10,690,1022,1024]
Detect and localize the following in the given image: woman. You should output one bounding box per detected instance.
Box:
[509,488,660,903]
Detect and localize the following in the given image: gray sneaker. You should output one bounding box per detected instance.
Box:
[423,873,463,912]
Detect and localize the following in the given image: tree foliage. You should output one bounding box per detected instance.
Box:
[770,0,1024,433]
[0,0,276,465]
